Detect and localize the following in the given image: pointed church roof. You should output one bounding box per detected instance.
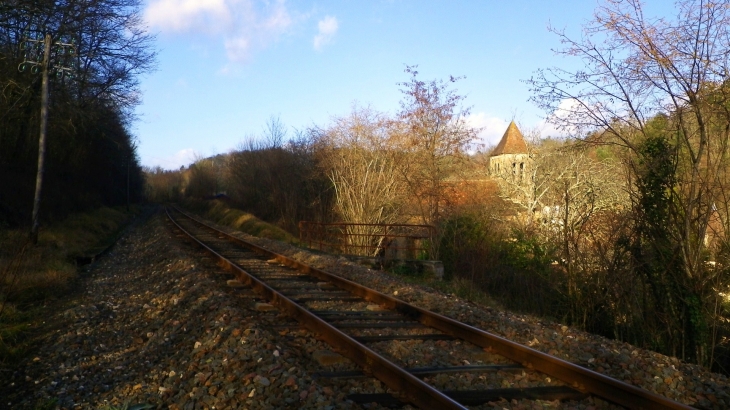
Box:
[491,121,528,156]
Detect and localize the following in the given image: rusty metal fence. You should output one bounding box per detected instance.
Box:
[298,221,435,259]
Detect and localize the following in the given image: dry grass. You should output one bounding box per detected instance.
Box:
[0,206,138,363]
[182,198,299,243]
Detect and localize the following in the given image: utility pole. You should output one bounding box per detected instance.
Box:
[20,32,76,244]
[30,34,50,244]
[126,154,130,211]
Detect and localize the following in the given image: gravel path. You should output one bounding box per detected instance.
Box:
[2,209,729,409]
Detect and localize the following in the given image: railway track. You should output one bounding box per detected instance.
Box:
[165,206,692,410]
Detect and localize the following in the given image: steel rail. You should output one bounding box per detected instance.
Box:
[165,207,466,410]
[168,206,693,410]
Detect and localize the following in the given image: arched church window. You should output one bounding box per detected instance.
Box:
[519,163,524,181]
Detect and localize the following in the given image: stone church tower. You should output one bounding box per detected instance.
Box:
[489,121,529,182]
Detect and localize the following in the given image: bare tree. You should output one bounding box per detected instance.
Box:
[544,145,627,326]
[495,138,626,229]
[527,0,730,366]
[395,66,479,256]
[0,0,155,234]
[263,115,286,148]
[221,126,331,232]
[317,106,405,255]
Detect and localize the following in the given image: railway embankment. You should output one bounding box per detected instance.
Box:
[1,209,728,409]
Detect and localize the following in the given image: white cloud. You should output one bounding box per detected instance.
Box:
[147,148,198,170]
[224,36,252,62]
[145,0,232,34]
[145,0,295,63]
[262,2,293,32]
[465,112,508,149]
[535,119,565,139]
[313,16,338,51]
[539,98,581,138]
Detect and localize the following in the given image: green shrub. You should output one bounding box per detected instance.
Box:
[439,214,562,317]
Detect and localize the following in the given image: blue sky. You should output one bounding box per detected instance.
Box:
[134,0,668,169]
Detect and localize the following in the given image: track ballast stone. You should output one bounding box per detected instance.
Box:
[1,212,363,409]
[1,209,728,409]
[202,213,730,410]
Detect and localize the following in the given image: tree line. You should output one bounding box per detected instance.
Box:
[146,66,477,244]
[146,0,729,373]
[0,0,154,229]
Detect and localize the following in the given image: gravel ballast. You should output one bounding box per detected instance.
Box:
[2,212,363,409]
[1,210,728,409]
[202,212,730,410]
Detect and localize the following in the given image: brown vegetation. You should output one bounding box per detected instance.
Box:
[144,1,730,374]
[0,206,138,363]
[527,0,730,370]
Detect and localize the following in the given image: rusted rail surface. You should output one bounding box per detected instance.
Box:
[167,206,692,410]
[167,207,464,409]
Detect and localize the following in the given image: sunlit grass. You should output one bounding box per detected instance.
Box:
[181,198,298,243]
